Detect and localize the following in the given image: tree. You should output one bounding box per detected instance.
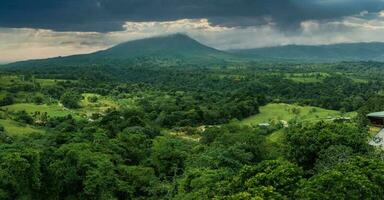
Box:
[116,165,159,199]
[0,95,14,106]
[175,168,232,199]
[0,129,12,144]
[33,94,45,105]
[109,130,152,164]
[200,126,223,145]
[87,95,98,103]
[314,145,354,173]
[14,110,34,124]
[45,86,65,99]
[60,91,82,109]
[150,136,193,179]
[296,157,384,199]
[48,143,117,199]
[227,160,303,199]
[285,122,369,169]
[0,147,42,199]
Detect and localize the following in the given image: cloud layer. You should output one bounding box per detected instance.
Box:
[1,1,384,62]
[1,0,383,32]
[1,10,384,63]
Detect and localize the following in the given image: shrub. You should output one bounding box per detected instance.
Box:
[60,91,82,109]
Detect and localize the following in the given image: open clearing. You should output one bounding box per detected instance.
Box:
[3,103,73,118]
[238,103,355,126]
[0,75,22,86]
[1,93,119,121]
[78,93,119,114]
[285,72,329,83]
[0,119,44,136]
[35,79,63,86]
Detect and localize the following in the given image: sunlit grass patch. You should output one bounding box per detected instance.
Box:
[238,103,354,126]
[3,103,73,118]
[0,119,44,136]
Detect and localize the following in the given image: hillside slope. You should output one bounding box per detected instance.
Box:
[4,34,236,69]
[230,42,384,62]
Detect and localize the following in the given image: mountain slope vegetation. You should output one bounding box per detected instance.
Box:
[4,36,384,72]
[2,51,384,199]
[4,34,236,70]
[231,42,384,62]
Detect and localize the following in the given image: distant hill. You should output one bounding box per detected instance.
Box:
[4,36,384,71]
[230,42,384,62]
[94,33,231,60]
[4,34,236,69]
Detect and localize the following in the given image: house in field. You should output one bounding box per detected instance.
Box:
[367,112,384,126]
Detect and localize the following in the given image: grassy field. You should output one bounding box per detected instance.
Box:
[35,78,76,87]
[35,79,60,86]
[288,76,323,83]
[0,119,44,136]
[349,77,369,83]
[253,103,356,158]
[117,98,137,108]
[0,74,74,87]
[2,93,119,121]
[285,73,368,84]
[285,72,329,83]
[0,75,23,86]
[79,93,119,113]
[264,129,286,158]
[267,129,285,143]
[3,103,74,118]
[238,103,355,126]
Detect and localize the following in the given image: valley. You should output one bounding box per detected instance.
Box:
[3,0,384,198]
[1,34,384,199]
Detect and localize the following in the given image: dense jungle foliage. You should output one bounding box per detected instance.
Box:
[1,60,384,199]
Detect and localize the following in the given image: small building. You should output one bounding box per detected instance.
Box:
[367,112,384,126]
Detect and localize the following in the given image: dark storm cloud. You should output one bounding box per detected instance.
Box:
[0,0,383,32]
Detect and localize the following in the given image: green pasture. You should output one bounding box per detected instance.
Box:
[78,93,119,113]
[238,103,355,126]
[3,103,73,118]
[35,78,75,86]
[0,119,44,136]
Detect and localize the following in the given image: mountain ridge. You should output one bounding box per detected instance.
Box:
[4,35,384,69]
[230,42,384,62]
[4,34,236,69]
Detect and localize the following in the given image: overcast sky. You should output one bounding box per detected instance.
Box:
[1,0,384,63]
